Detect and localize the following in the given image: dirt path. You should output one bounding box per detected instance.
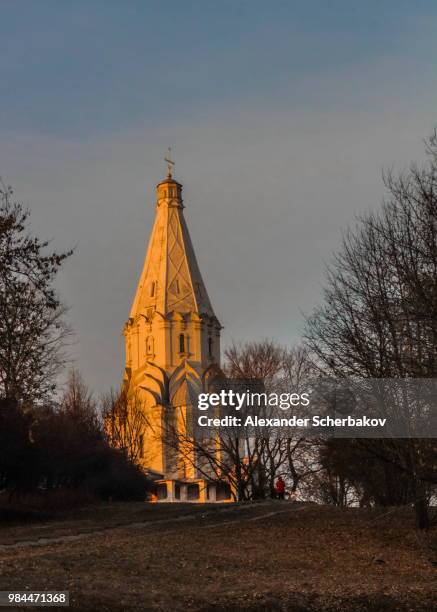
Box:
[201,504,308,529]
[0,502,307,552]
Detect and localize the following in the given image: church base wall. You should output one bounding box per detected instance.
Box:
[152,479,232,503]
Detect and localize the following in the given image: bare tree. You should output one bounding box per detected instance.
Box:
[231,342,317,498]
[60,369,100,431]
[157,341,318,500]
[225,339,284,386]
[102,388,150,465]
[0,181,72,404]
[162,409,260,501]
[280,346,318,494]
[305,132,437,528]
[224,340,285,498]
[194,342,317,499]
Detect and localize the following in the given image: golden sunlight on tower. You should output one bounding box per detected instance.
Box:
[122,159,229,502]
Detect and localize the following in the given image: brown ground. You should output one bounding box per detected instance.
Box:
[0,501,435,611]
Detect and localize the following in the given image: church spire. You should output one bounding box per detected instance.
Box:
[128,170,217,320]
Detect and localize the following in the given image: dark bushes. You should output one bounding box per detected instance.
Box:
[0,399,39,493]
[84,448,151,501]
[0,398,151,505]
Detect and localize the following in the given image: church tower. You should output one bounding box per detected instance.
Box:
[123,158,227,502]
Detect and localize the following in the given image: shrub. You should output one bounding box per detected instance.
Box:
[83,446,150,501]
[0,399,151,504]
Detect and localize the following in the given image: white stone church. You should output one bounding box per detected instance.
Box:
[122,159,231,502]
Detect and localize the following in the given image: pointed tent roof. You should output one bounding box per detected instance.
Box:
[129,177,217,320]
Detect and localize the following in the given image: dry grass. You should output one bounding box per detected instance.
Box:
[0,502,435,611]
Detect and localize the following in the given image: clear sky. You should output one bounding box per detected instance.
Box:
[1,1,437,393]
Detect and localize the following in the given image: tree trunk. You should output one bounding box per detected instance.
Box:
[414,480,430,530]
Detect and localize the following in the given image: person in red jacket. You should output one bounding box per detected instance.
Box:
[275,476,286,500]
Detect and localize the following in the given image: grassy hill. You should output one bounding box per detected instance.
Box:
[0,501,435,611]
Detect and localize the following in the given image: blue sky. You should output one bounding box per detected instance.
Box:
[1,2,437,393]
[2,1,436,136]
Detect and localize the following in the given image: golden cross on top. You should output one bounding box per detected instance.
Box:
[164,147,175,179]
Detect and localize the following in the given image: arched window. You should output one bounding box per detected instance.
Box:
[179,333,185,353]
[146,336,154,356]
[208,337,213,357]
[150,281,156,297]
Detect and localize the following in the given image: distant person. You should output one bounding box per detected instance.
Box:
[275,476,285,500]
